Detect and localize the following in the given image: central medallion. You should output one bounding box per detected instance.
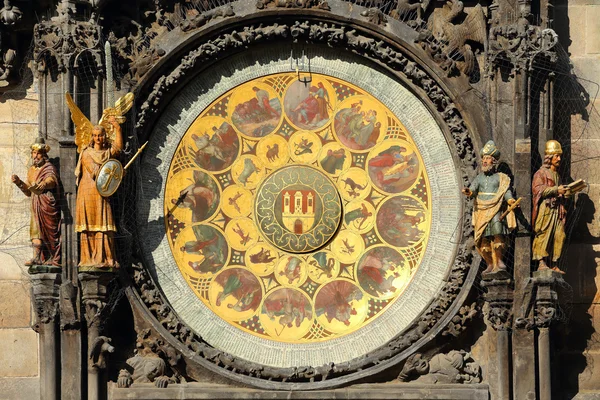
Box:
[255,165,342,253]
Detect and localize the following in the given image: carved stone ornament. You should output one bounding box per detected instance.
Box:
[129,17,480,387]
[117,328,179,388]
[515,269,564,330]
[397,351,482,384]
[30,273,62,329]
[79,272,114,325]
[90,336,115,371]
[360,8,387,26]
[481,271,513,331]
[180,5,235,32]
[256,0,330,11]
[487,13,559,75]
[33,5,103,75]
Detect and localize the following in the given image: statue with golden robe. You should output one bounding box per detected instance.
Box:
[11,137,61,268]
[66,92,134,271]
[463,141,517,274]
[532,140,583,274]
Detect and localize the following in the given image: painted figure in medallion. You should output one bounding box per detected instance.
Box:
[214,269,262,313]
[262,289,313,329]
[189,121,239,171]
[182,225,227,274]
[334,102,381,150]
[462,141,517,274]
[376,196,426,247]
[368,144,419,193]
[315,281,363,326]
[286,81,332,129]
[11,138,61,267]
[231,86,281,137]
[532,140,585,274]
[67,92,134,270]
[356,247,402,297]
[172,170,219,223]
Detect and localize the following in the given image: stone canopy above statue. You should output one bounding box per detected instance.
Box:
[139,49,463,370]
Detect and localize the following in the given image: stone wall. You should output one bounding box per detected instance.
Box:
[554,0,600,397]
[0,84,41,399]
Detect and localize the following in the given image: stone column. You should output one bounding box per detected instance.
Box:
[30,272,62,400]
[79,272,115,400]
[532,269,563,400]
[482,270,513,400]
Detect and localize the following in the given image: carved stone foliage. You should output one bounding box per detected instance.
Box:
[180,5,235,32]
[442,302,478,337]
[256,0,330,11]
[487,13,558,75]
[33,4,103,75]
[397,351,482,384]
[30,273,61,330]
[0,0,22,86]
[130,19,479,387]
[481,271,513,331]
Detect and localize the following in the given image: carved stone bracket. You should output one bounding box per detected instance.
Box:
[481,270,513,331]
[79,272,114,328]
[30,272,62,330]
[515,269,564,330]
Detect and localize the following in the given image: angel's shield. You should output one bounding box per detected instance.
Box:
[96,159,124,197]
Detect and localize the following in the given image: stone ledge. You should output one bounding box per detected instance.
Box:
[108,383,490,400]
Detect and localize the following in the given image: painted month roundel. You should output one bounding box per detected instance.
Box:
[164,72,432,345]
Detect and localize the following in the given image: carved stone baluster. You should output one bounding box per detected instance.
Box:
[482,271,513,400]
[79,272,115,400]
[30,272,62,400]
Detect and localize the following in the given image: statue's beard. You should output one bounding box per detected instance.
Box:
[482,163,495,174]
[33,158,46,168]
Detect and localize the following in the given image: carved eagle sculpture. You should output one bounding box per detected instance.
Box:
[65,92,135,153]
[427,0,487,76]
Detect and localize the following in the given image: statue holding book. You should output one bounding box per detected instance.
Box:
[532,140,586,274]
[11,137,61,269]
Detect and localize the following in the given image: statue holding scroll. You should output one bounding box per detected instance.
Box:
[66,92,134,270]
[463,141,518,274]
[11,137,61,268]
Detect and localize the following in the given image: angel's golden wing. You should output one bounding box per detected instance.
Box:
[65,92,94,153]
[99,92,135,142]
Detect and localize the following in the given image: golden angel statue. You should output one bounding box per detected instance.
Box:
[66,92,134,271]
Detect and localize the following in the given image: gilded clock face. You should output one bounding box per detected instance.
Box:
[164,72,432,344]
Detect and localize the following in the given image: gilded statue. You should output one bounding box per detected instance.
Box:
[532,140,585,274]
[66,92,134,271]
[11,137,61,269]
[463,141,518,274]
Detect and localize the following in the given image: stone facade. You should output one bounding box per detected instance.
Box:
[0,0,597,399]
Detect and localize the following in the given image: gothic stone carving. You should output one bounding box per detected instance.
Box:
[481,271,513,331]
[416,0,486,77]
[397,351,482,384]
[487,12,558,75]
[360,8,387,26]
[180,5,235,32]
[90,336,115,371]
[256,0,330,11]
[117,328,180,388]
[30,273,61,329]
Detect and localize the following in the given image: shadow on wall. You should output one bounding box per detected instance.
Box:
[554,193,600,398]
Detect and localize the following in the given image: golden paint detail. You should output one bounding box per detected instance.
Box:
[164,73,432,343]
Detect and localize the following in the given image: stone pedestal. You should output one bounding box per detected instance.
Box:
[532,269,564,400]
[80,272,115,400]
[30,272,62,400]
[481,270,513,400]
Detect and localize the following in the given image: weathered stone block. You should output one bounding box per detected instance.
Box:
[585,6,600,54]
[0,328,38,377]
[567,6,588,56]
[0,252,25,280]
[0,377,40,399]
[0,281,31,327]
